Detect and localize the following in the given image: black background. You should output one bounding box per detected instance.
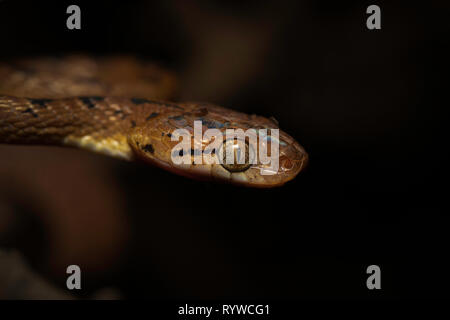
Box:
[0,0,448,300]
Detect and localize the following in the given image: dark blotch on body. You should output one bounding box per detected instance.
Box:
[131,120,136,128]
[131,98,152,105]
[146,112,159,121]
[169,115,184,121]
[142,144,154,154]
[164,102,183,110]
[29,98,52,108]
[23,108,38,118]
[79,97,98,109]
[198,118,227,129]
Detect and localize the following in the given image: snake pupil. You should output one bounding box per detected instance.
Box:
[220,139,252,173]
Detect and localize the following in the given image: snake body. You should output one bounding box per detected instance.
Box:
[0,56,307,187]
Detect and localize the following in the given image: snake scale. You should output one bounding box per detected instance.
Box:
[0,56,307,187]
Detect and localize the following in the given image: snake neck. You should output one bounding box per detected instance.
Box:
[0,95,186,161]
[0,95,139,160]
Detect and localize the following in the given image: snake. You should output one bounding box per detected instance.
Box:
[0,55,307,187]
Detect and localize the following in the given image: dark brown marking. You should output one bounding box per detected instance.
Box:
[23,108,38,118]
[163,102,183,110]
[142,144,154,154]
[131,98,151,105]
[29,98,52,108]
[131,120,136,128]
[146,112,159,121]
[199,118,225,129]
[169,115,184,121]
[80,97,96,109]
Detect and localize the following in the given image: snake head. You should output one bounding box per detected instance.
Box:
[128,103,308,187]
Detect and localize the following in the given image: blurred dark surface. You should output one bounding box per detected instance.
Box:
[0,0,448,299]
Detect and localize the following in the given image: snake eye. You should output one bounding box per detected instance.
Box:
[219,139,253,172]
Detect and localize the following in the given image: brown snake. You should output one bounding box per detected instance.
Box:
[0,56,307,187]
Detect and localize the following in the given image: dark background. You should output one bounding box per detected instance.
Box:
[0,0,448,299]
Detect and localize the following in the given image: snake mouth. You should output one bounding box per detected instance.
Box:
[132,135,308,187]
